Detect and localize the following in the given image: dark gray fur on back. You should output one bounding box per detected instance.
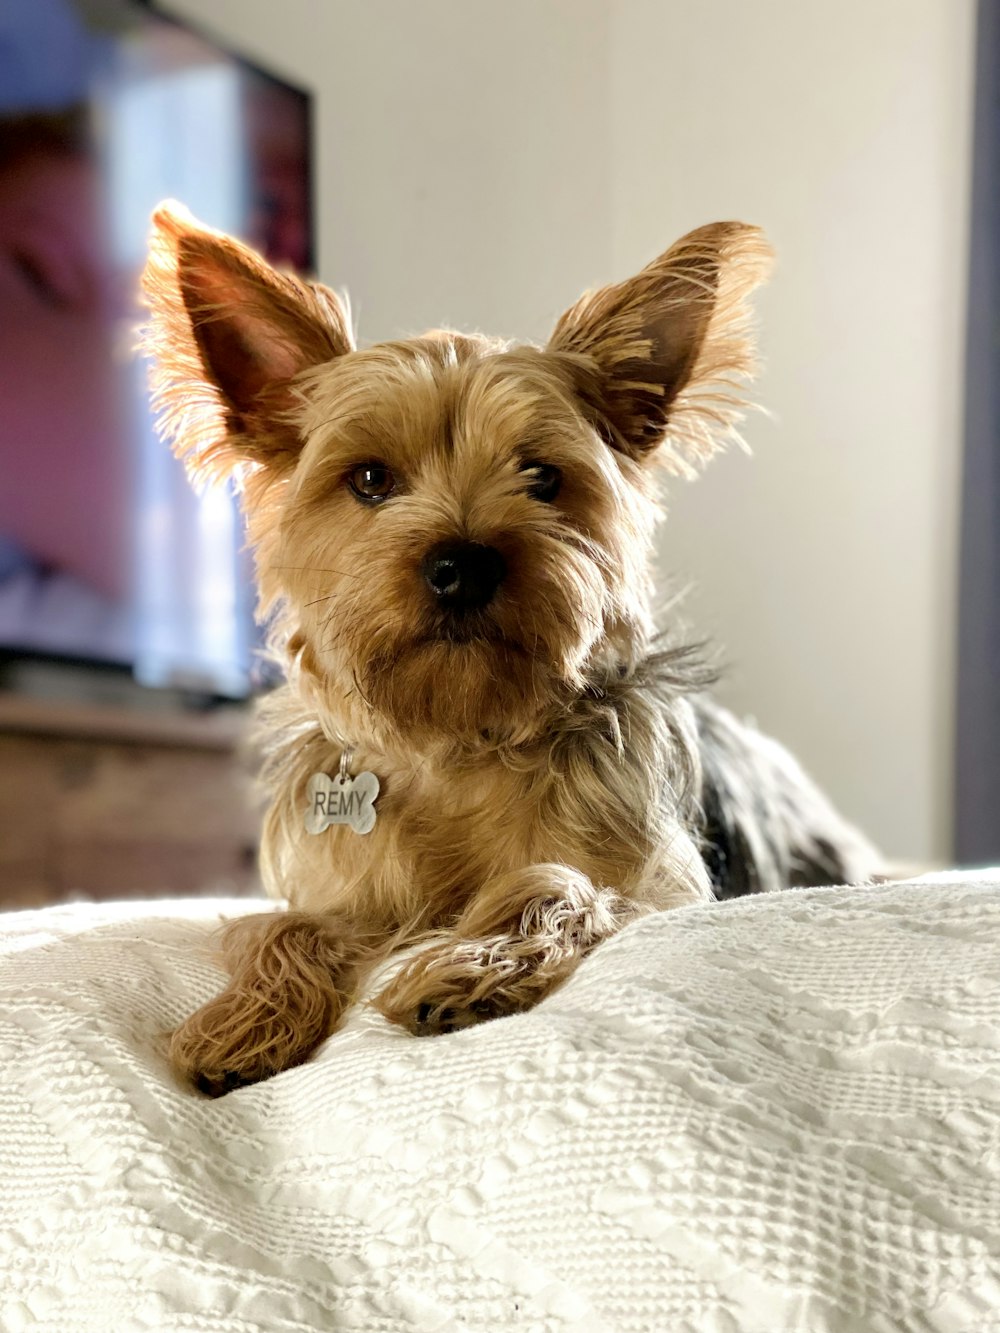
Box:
[604,644,879,900]
[690,695,877,898]
[256,641,876,905]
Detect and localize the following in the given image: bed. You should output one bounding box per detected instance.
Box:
[1,872,998,1332]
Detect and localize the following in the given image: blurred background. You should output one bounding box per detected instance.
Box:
[0,0,995,908]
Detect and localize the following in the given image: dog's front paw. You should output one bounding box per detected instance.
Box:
[373,938,565,1037]
[169,1000,287,1097]
[373,872,640,1037]
[169,985,330,1097]
[169,911,357,1095]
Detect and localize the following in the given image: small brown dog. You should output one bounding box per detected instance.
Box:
[143,206,876,1095]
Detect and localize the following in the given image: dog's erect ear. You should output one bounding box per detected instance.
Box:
[141,202,353,484]
[547,222,773,474]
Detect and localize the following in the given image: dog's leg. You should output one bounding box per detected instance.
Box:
[373,864,645,1036]
[170,911,368,1095]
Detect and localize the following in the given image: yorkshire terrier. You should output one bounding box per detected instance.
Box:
[142,206,877,1096]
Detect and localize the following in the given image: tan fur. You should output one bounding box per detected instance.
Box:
[142,206,775,1094]
[169,911,378,1095]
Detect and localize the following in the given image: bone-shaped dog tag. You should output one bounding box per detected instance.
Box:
[305,770,379,835]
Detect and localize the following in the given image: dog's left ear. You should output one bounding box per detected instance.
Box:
[142,202,354,485]
[547,222,773,474]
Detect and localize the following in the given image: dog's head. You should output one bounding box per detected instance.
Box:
[142,206,770,745]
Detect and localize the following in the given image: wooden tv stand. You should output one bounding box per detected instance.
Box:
[0,693,262,910]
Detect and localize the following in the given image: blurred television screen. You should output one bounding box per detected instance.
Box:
[0,0,311,696]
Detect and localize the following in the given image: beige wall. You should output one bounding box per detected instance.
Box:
[167,0,976,861]
[166,0,612,343]
[610,1,976,859]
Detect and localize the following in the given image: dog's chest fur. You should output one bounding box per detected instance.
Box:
[256,676,703,931]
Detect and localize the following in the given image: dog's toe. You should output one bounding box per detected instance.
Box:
[413,1001,462,1035]
[193,1067,265,1098]
[411,997,509,1036]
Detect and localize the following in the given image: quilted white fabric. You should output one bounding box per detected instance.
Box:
[1,875,999,1333]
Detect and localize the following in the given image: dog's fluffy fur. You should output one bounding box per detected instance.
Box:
[143,206,877,1095]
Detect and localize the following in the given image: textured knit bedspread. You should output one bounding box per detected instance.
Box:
[1,873,999,1333]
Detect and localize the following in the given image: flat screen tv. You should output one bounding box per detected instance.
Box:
[0,0,312,697]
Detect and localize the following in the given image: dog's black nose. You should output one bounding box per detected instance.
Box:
[421,541,507,611]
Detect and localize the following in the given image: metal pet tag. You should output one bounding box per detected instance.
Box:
[305,749,379,836]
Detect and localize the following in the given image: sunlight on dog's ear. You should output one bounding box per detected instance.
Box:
[141,201,353,487]
[547,221,773,476]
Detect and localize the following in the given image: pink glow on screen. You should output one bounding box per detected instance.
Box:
[0,1,310,695]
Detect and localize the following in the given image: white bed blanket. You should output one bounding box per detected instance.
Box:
[1,874,999,1333]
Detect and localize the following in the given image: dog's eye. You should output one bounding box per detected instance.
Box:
[348,462,397,503]
[520,461,562,503]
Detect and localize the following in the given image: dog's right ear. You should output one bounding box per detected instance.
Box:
[141,203,353,485]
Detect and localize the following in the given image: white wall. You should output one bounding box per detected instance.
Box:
[166,0,976,861]
[610,1,976,860]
